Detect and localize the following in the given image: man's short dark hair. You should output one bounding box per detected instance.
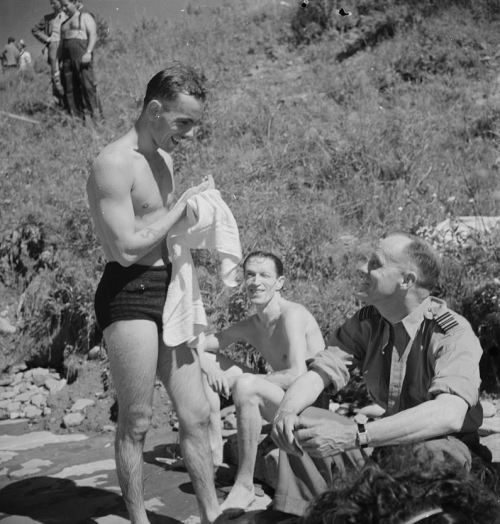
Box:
[386,232,441,291]
[8,37,15,43]
[143,62,207,109]
[243,251,284,278]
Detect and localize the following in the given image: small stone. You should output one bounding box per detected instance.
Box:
[0,317,16,334]
[24,405,42,419]
[479,416,500,436]
[30,394,47,408]
[9,411,23,420]
[329,401,340,412]
[7,401,21,413]
[32,368,50,387]
[70,398,95,412]
[0,389,16,400]
[10,373,24,386]
[44,377,67,395]
[0,408,9,420]
[102,425,115,432]
[14,391,34,403]
[481,400,497,418]
[62,412,85,428]
[43,407,52,417]
[223,413,237,430]
[10,363,27,373]
[0,375,11,387]
[88,345,102,360]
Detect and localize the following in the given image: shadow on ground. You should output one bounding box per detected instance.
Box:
[0,476,181,524]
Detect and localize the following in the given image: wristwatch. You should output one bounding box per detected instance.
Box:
[354,413,370,449]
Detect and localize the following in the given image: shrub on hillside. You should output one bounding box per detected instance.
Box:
[16,263,99,372]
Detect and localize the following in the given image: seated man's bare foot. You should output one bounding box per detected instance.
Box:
[220,484,256,514]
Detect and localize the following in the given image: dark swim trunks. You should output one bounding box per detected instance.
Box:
[94,262,172,332]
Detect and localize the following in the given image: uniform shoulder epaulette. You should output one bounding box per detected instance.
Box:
[434,311,460,333]
[358,306,379,321]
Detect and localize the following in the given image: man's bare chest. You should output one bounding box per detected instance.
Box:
[131,155,173,217]
[252,326,289,370]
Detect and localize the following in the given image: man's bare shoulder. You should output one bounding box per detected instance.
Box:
[279,299,315,322]
[91,135,138,185]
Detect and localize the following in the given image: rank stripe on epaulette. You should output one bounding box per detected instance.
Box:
[359,306,377,321]
[434,312,459,332]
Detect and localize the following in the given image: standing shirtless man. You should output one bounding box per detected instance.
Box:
[197,251,325,513]
[87,64,221,524]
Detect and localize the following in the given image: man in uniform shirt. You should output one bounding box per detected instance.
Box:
[271,232,486,517]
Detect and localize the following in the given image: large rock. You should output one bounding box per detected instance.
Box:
[44,377,67,395]
[31,368,50,387]
[479,416,500,436]
[62,413,85,428]
[481,400,497,418]
[24,406,43,419]
[70,399,95,412]
[30,394,47,408]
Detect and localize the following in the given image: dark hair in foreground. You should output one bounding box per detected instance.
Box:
[302,446,500,524]
[243,251,284,277]
[385,232,441,291]
[143,61,207,108]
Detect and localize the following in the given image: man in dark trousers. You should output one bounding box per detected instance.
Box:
[60,0,101,119]
[31,0,67,106]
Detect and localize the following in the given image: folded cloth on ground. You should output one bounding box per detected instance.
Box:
[163,189,242,347]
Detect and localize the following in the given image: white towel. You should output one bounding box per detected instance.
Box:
[162,189,242,347]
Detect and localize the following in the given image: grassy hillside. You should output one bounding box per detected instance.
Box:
[0,0,499,377]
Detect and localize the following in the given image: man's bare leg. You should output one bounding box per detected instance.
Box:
[158,344,221,524]
[203,377,224,468]
[105,320,159,524]
[220,374,285,511]
[202,354,246,468]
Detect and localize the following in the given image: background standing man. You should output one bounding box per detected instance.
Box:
[60,0,101,119]
[1,37,20,73]
[272,232,486,517]
[87,64,221,524]
[31,0,67,105]
[197,251,325,513]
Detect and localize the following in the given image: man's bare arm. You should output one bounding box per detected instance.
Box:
[365,393,468,447]
[88,155,210,266]
[197,319,254,354]
[83,13,97,55]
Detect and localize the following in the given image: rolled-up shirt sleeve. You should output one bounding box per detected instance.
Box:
[307,313,369,393]
[428,327,482,407]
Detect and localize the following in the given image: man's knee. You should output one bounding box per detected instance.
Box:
[177,397,211,434]
[119,405,153,441]
[232,373,259,403]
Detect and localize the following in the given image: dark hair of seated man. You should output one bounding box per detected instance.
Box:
[301,445,500,524]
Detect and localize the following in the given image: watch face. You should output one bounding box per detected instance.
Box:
[354,413,368,425]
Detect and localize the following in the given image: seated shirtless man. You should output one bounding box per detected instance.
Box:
[196,251,325,513]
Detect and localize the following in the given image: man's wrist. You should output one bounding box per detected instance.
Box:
[354,413,371,449]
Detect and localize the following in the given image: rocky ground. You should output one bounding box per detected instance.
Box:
[0,356,175,437]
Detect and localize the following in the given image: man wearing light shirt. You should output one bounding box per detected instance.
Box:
[271,232,487,517]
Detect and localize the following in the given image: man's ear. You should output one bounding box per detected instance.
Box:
[275,275,285,291]
[146,99,162,121]
[401,271,417,289]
